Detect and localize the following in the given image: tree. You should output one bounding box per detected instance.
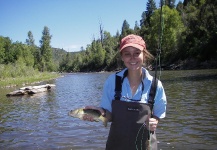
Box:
[59,52,73,72]
[3,37,13,64]
[25,31,39,69]
[145,0,157,26]
[182,0,217,61]
[148,5,184,63]
[9,42,34,67]
[26,31,35,46]
[103,31,118,69]
[121,20,134,38]
[39,26,53,71]
[0,36,6,63]
[140,0,157,39]
[99,21,104,48]
[140,11,146,27]
[134,21,140,35]
[164,0,176,9]
[94,41,106,69]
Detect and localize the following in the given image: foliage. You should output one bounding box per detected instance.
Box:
[140,0,157,44]
[147,5,185,64]
[0,61,37,79]
[121,20,134,38]
[181,0,217,61]
[164,0,176,9]
[145,0,157,27]
[39,26,54,71]
[0,0,216,78]
[26,31,35,46]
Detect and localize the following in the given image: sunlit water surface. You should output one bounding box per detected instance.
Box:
[0,70,217,150]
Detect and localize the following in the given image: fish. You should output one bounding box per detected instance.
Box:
[68,108,108,127]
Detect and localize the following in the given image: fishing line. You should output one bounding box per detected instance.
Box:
[155,0,164,81]
[148,0,164,149]
[135,123,146,150]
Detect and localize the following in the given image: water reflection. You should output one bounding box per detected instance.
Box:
[0,70,217,149]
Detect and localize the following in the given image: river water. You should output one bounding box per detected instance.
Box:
[0,69,217,150]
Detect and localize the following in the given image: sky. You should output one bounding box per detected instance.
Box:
[0,0,182,52]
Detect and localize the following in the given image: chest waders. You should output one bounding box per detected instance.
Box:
[106,70,158,150]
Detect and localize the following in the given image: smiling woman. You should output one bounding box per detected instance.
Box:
[83,34,167,150]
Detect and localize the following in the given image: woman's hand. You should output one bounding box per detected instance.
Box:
[148,117,159,131]
[83,106,112,122]
[82,106,105,121]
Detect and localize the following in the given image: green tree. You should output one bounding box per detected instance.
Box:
[182,0,217,61]
[103,31,117,67]
[59,52,73,72]
[3,37,13,64]
[145,0,157,26]
[22,44,34,67]
[140,11,147,27]
[134,21,140,35]
[148,5,184,63]
[140,0,156,39]
[165,0,176,9]
[0,36,6,63]
[39,26,53,71]
[71,53,83,72]
[26,31,35,46]
[121,20,134,38]
[94,41,106,69]
[26,31,38,68]
[9,42,34,67]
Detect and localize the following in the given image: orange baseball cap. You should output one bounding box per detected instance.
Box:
[120,34,146,52]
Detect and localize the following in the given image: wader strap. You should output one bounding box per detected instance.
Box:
[148,77,158,136]
[148,77,158,113]
[114,70,128,100]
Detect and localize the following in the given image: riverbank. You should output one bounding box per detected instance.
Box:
[0,72,60,88]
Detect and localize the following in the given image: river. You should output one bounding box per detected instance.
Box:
[0,69,217,150]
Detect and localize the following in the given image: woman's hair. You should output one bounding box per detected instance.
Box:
[143,48,155,68]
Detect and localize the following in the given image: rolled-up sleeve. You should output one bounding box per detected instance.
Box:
[153,81,167,119]
[100,74,115,112]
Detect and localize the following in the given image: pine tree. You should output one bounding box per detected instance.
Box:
[121,20,133,38]
[145,0,157,26]
[39,26,53,71]
[164,0,176,9]
[26,31,35,46]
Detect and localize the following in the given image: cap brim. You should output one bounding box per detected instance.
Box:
[120,44,144,52]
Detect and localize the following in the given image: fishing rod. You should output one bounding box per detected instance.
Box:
[155,0,164,81]
[147,0,164,149]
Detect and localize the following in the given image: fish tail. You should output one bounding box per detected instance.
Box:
[99,116,108,127]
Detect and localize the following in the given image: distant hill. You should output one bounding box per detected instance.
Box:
[52,47,79,69]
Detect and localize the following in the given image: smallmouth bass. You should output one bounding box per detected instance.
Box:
[68,108,108,127]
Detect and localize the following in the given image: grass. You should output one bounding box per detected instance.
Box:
[0,72,60,88]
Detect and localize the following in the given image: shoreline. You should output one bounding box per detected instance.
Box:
[1,65,217,88]
[0,72,61,88]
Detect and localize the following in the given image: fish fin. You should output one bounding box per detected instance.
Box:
[99,116,108,127]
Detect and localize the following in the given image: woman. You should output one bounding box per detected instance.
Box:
[84,34,167,150]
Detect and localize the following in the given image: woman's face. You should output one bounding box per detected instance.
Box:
[121,46,144,71]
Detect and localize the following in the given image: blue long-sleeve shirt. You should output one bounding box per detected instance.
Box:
[100,67,167,119]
